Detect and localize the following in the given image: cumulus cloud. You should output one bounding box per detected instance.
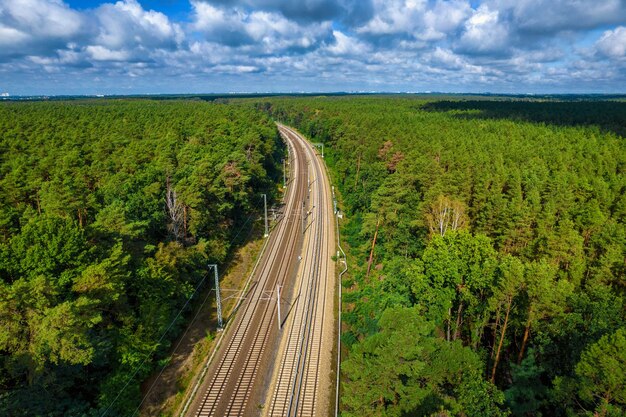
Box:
[595,26,626,59]
[422,0,472,40]
[0,0,85,57]
[89,0,183,58]
[356,0,471,42]
[357,0,427,36]
[1,0,84,38]
[457,5,511,55]
[427,47,477,71]
[356,0,472,49]
[0,0,184,68]
[1,0,626,94]
[0,25,30,47]
[85,45,131,61]
[489,0,626,34]
[325,30,370,56]
[200,0,374,25]
[191,1,332,53]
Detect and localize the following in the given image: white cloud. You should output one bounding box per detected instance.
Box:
[422,0,471,41]
[357,0,427,35]
[457,5,510,55]
[357,0,470,42]
[191,1,332,53]
[191,2,239,33]
[0,25,30,46]
[0,0,184,67]
[86,45,131,61]
[0,0,84,38]
[326,30,369,56]
[246,11,311,45]
[489,0,626,33]
[425,47,489,76]
[211,64,260,73]
[1,0,626,94]
[0,0,85,56]
[28,49,83,65]
[93,0,184,50]
[595,26,626,59]
[429,47,467,70]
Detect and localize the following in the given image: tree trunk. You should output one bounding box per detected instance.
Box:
[518,311,532,364]
[454,301,464,341]
[439,205,449,236]
[491,306,501,359]
[366,216,381,278]
[491,297,512,383]
[28,359,34,386]
[166,177,184,241]
[447,307,452,342]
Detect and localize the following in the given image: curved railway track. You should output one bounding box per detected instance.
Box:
[266,125,335,417]
[185,125,307,417]
[184,123,335,417]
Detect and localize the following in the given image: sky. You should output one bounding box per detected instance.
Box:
[1,0,626,95]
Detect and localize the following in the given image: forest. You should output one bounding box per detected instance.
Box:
[258,96,626,417]
[1,96,624,417]
[0,100,282,415]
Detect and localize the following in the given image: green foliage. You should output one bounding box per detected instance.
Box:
[504,349,548,416]
[259,96,626,416]
[410,231,498,345]
[575,327,626,415]
[0,100,282,415]
[342,307,508,417]
[6,214,88,281]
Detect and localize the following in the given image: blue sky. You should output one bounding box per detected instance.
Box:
[1,0,625,95]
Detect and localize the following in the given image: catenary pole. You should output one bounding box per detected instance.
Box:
[209,264,223,329]
[263,193,269,237]
[276,284,282,330]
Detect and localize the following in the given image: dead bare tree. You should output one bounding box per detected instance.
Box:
[426,195,467,237]
[166,177,184,242]
[450,199,467,231]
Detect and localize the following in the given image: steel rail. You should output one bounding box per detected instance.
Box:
[268,125,333,417]
[186,124,307,417]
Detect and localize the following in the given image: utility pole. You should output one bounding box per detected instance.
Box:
[209,264,223,329]
[276,284,282,330]
[263,193,269,238]
[307,162,311,200]
[302,201,306,235]
[313,142,324,158]
[282,158,286,188]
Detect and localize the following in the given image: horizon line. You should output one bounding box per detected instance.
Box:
[3,91,626,99]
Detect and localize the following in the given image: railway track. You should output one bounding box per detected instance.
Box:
[184,125,307,417]
[265,125,335,417]
[184,123,335,417]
